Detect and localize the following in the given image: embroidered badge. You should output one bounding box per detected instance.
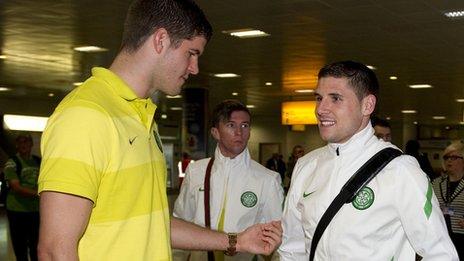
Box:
[352,186,374,210]
[240,191,257,208]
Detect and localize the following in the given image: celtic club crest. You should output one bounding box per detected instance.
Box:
[352,186,375,210]
[240,191,257,208]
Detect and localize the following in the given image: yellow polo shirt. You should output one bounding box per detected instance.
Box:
[39,67,171,260]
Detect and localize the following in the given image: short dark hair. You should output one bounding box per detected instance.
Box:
[371,117,391,129]
[318,61,379,101]
[121,0,213,52]
[211,100,251,128]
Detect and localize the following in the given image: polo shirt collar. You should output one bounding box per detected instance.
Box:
[91,67,139,101]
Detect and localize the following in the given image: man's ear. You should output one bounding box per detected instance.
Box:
[211,127,220,141]
[362,94,376,116]
[152,28,170,54]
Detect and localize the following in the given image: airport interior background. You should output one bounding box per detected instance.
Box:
[0,0,464,259]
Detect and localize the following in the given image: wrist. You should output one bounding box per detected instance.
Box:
[224,232,238,256]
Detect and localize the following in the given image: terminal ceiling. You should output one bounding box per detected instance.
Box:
[0,0,463,126]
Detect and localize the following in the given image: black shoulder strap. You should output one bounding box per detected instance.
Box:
[309,147,402,261]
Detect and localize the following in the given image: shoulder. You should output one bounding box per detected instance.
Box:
[381,153,430,187]
[298,146,326,165]
[249,160,280,180]
[184,158,211,182]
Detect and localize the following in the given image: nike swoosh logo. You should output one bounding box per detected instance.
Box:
[199,188,204,192]
[303,191,315,198]
[129,136,137,145]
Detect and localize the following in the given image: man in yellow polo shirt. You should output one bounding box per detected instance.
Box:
[37,0,282,260]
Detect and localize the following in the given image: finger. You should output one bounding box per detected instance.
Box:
[263,229,282,247]
[264,223,283,238]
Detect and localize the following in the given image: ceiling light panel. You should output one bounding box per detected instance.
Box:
[222,29,270,38]
[401,110,417,114]
[409,84,432,89]
[213,73,240,78]
[444,11,464,18]
[432,116,446,120]
[295,89,314,93]
[3,114,49,132]
[73,46,108,52]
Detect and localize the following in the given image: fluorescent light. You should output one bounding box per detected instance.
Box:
[409,84,432,89]
[389,76,397,80]
[73,46,108,52]
[0,87,10,91]
[213,73,240,78]
[170,107,182,111]
[224,29,270,38]
[432,116,446,120]
[295,89,314,93]
[386,117,391,120]
[456,98,464,103]
[167,95,182,99]
[0,55,6,59]
[265,82,273,86]
[246,105,255,108]
[401,110,417,114]
[444,11,464,18]
[161,114,167,119]
[413,121,418,125]
[366,65,376,70]
[73,82,83,86]
[460,122,464,125]
[3,114,49,132]
[48,93,55,97]
[232,92,238,96]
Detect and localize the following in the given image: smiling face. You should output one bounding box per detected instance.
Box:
[315,76,375,144]
[155,35,207,96]
[211,110,251,159]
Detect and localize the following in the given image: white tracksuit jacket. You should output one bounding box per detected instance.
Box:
[279,125,458,261]
[174,147,284,261]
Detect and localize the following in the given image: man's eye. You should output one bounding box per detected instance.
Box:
[315,96,322,102]
[241,123,250,128]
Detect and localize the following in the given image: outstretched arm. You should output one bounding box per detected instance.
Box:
[171,217,282,255]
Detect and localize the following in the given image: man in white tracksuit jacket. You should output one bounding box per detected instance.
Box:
[174,100,284,261]
[279,61,458,260]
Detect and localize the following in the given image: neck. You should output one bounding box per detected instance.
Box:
[19,153,30,159]
[109,48,156,98]
[449,171,464,182]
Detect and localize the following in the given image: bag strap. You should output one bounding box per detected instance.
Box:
[309,147,402,261]
[203,157,215,261]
